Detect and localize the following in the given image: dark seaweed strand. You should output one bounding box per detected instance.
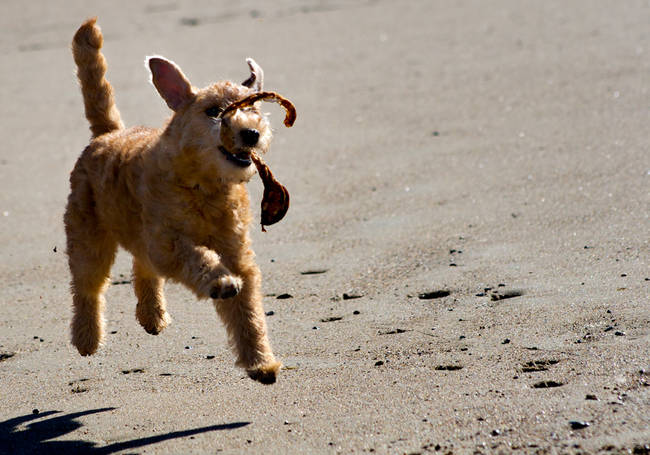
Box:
[220,91,296,127]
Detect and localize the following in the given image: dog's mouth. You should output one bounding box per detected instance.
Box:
[219,146,252,168]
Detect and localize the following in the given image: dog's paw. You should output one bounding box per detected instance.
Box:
[71,328,102,356]
[71,313,103,356]
[137,307,172,335]
[74,341,100,357]
[246,361,282,385]
[209,275,242,299]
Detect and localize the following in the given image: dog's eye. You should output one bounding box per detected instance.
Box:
[205,106,223,117]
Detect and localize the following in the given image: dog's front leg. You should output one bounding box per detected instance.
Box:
[214,260,282,385]
[146,233,241,300]
[146,232,279,383]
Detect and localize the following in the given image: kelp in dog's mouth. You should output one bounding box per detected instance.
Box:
[250,152,290,231]
[220,91,296,127]
[220,92,296,231]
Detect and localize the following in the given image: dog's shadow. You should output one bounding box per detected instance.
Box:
[0,408,249,454]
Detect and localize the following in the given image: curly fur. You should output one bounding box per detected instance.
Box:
[65,17,281,384]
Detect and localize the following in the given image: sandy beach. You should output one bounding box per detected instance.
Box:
[0,1,648,453]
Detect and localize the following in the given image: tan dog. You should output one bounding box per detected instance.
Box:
[64,18,282,384]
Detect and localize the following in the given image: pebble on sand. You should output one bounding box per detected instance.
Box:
[490,290,524,301]
[0,352,15,362]
[418,290,451,300]
[532,380,563,388]
[342,293,363,300]
[300,269,328,275]
[569,420,590,430]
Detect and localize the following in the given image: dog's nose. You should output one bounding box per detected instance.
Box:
[240,128,260,147]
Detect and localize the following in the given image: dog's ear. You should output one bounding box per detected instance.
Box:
[147,56,195,111]
[242,58,264,92]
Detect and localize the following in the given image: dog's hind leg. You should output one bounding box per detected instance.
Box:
[65,169,117,356]
[133,258,171,335]
[214,260,281,384]
[65,229,116,356]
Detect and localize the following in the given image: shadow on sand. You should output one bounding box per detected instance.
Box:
[0,408,249,454]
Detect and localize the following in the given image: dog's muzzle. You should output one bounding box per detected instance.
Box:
[219,146,252,167]
[240,128,260,147]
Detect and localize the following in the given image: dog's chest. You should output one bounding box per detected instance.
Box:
[179,185,251,240]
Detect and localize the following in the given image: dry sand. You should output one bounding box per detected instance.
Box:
[1,1,648,453]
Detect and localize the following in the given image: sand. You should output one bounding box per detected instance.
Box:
[0,1,648,453]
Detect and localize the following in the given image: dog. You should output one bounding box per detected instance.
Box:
[64,18,282,384]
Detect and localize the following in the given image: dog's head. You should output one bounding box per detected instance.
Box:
[148,57,272,185]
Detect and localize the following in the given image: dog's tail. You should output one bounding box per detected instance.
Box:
[72,17,124,138]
